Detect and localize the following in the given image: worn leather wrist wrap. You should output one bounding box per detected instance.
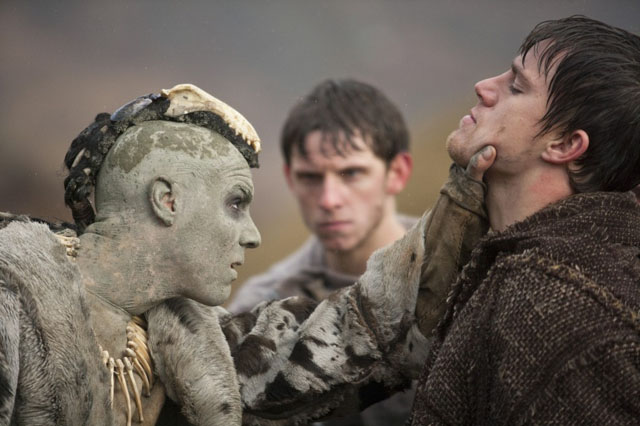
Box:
[416,164,488,337]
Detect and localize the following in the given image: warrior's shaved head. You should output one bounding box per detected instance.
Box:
[95,121,237,220]
[64,84,261,233]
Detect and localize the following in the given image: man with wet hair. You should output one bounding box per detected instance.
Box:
[409,16,640,425]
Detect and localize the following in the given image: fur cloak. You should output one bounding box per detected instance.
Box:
[0,221,112,425]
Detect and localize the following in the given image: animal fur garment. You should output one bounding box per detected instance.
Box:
[148,164,488,425]
[149,211,432,426]
[147,298,242,425]
[0,221,113,425]
[0,219,244,426]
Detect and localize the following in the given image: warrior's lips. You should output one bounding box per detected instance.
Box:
[230,262,242,281]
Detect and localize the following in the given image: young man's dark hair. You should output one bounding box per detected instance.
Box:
[280,78,410,165]
[521,15,640,193]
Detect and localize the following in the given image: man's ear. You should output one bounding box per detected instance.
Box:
[386,152,413,195]
[541,130,589,165]
[150,177,178,226]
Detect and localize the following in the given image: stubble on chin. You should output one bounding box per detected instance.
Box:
[318,234,348,252]
[445,130,470,168]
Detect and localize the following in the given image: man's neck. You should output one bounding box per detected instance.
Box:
[487,167,573,232]
[324,212,407,276]
[76,229,161,316]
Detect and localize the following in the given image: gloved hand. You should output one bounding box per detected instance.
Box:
[416,146,496,337]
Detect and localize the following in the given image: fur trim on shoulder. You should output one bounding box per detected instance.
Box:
[0,220,112,425]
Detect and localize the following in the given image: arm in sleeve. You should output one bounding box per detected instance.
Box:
[148,163,488,425]
[417,163,488,336]
[149,212,428,425]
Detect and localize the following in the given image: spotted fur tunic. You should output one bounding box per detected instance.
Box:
[149,211,430,425]
[0,164,487,425]
[148,164,488,425]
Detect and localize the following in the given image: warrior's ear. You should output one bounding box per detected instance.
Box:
[150,177,178,226]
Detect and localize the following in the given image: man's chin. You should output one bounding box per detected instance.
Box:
[189,280,231,307]
[320,237,355,253]
[446,135,472,168]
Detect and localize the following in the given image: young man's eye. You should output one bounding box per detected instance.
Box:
[340,168,363,179]
[509,84,523,95]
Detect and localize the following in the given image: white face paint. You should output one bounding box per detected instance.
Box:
[95,121,261,307]
[173,147,261,306]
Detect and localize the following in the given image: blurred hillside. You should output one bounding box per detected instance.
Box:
[1,1,638,303]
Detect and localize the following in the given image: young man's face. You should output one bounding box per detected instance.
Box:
[446,43,554,179]
[285,130,400,253]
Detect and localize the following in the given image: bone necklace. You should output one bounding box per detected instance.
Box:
[98,315,154,425]
[57,232,154,425]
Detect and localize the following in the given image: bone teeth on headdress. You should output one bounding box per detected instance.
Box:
[160,83,261,154]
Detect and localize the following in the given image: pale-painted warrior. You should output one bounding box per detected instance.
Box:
[0,83,493,425]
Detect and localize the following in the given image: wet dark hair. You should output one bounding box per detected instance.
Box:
[280,79,409,166]
[521,15,640,193]
[64,94,259,233]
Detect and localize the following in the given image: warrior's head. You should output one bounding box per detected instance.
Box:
[65,84,261,307]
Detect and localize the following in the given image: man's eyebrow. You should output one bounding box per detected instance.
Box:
[234,184,254,202]
[511,61,531,88]
[294,169,321,175]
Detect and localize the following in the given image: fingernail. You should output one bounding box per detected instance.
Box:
[482,146,493,159]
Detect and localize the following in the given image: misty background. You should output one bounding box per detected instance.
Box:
[2,0,639,301]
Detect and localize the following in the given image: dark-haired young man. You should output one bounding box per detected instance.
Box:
[409,16,640,425]
[230,79,414,313]
[229,79,416,425]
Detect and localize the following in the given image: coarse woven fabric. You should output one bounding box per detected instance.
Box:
[410,191,640,425]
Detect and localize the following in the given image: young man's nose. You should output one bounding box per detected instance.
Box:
[318,175,345,210]
[474,75,500,107]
